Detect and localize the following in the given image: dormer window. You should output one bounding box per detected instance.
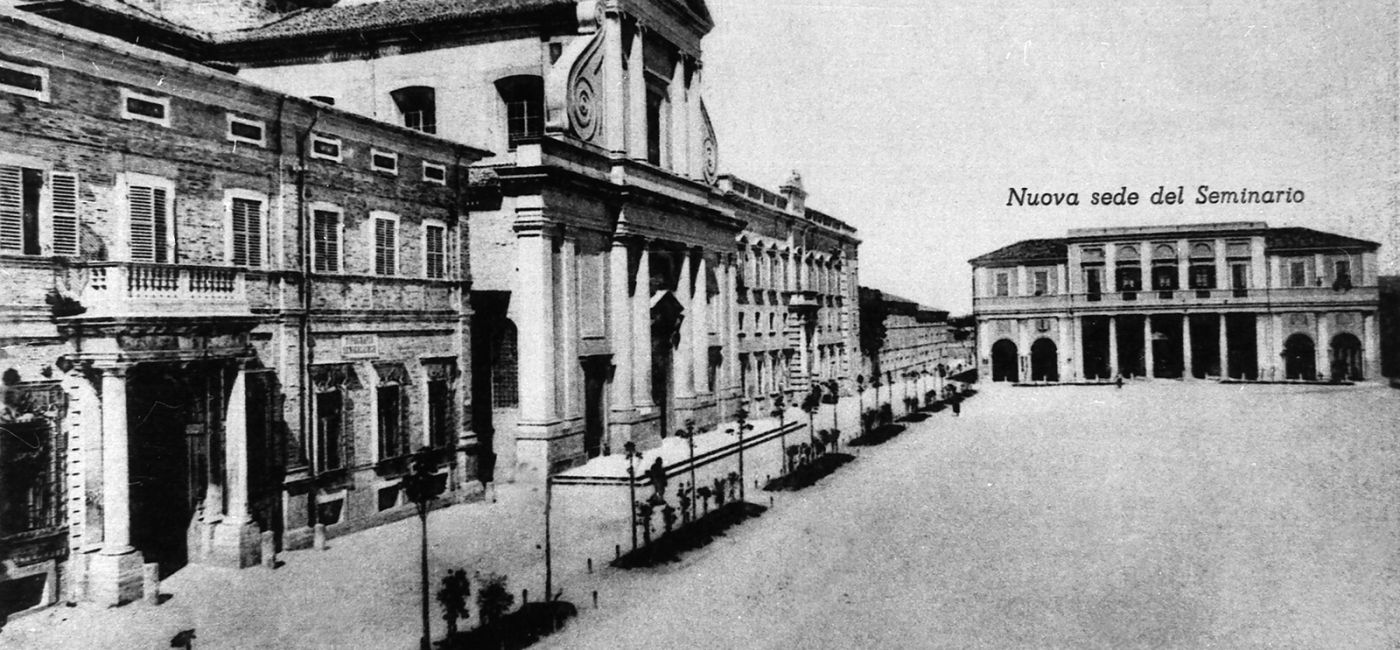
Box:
[496,76,543,149]
[390,86,436,134]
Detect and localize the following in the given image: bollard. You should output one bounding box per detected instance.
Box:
[592,590,598,609]
[260,531,276,569]
[587,558,592,574]
[313,523,328,551]
[522,588,529,603]
[142,563,160,605]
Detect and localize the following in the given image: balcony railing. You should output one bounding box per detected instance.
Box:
[75,262,251,318]
[974,285,1378,313]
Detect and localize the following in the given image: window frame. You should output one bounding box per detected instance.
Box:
[310,203,344,274]
[224,189,268,269]
[0,155,77,257]
[496,75,545,150]
[314,388,345,474]
[309,132,343,163]
[422,218,448,280]
[369,148,399,175]
[119,88,171,127]
[422,161,448,185]
[1289,260,1307,288]
[226,113,267,147]
[118,172,176,263]
[994,271,1010,297]
[0,59,50,102]
[370,211,400,276]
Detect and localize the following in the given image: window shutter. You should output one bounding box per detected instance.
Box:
[375,217,396,275]
[128,185,156,262]
[314,210,339,273]
[152,187,169,262]
[230,197,262,267]
[50,172,79,256]
[0,165,21,252]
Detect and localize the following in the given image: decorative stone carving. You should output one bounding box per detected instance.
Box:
[546,29,606,146]
[699,100,719,185]
[576,0,603,33]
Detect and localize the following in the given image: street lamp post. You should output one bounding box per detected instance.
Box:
[675,419,698,520]
[623,441,641,551]
[402,450,446,650]
[726,406,755,503]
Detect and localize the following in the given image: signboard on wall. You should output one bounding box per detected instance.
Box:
[342,334,379,360]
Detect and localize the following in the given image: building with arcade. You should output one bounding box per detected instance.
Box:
[970,223,1383,384]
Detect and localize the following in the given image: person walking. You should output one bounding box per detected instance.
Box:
[1115,374,1123,390]
[952,399,961,417]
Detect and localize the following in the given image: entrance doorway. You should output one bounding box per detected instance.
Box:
[581,357,609,458]
[1225,314,1258,380]
[1081,317,1111,380]
[991,339,1019,382]
[1330,333,1363,381]
[1283,334,1316,380]
[1030,338,1058,382]
[1187,315,1221,379]
[1116,315,1146,378]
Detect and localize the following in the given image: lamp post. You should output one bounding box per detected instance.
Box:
[854,375,866,435]
[726,406,755,503]
[675,419,698,518]
[623,441,641,552]
[770,392,788,473]
[401,449,446,650]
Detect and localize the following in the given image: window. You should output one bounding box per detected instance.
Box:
[1289,260,1307,287]
[1152,265,1177,290]
[377,384,408,461]
[491,320,519,408]
[1033,271,1049,296]
[1084,267,1103,297]
[1333,260,1352,290]
[496,76,544,148]
[1,164,80,256]
[1231,263,1249,296]
[312,207,342,273]
[372,212,398,275]
[310,133,342,162]
[370,149,398,175]
[119,88,170,127]
[124,175,173,263]
[1115,266,1141,291]
[646,86,669,166]
[315,390,344,473]
[422,161,447,185]
[227,192,265,268]
[994,272,1010,297]
[0,59,49,102]
[427,379,453,449]
[1189,264,1216,289]
[390,86,436,134]
[226,114,266,146]
[423,220,447,279]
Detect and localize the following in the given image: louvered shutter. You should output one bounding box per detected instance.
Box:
[128,185,156,262]
[425,224,445,279]
[0,165,21,253]
[152,187,168,263]
[50,172,79,257]
[230,197,262,267]
[375,217,396,275]
[313,210,339,273]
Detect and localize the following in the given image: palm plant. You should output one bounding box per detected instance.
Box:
[674,418,699,517]
[770,392,788,472]
[800,384,822,449]
[855,375,867,435]
[725,406,755,503]
[824,378,840,434]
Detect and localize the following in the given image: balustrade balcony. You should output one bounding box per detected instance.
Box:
[74,262,250,318]
[974,285,1379,315]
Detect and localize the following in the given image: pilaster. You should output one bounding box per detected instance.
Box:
[1183,314,1194,379]
[91,363,144,607]
[1107,315,1119,378]
[1218,313,1229,379]
[1143,316,1155,379]
[209,364,262,569]
[632,240,653,408]
[627,22,647,161]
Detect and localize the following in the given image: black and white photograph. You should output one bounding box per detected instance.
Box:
[0,0,1397,647]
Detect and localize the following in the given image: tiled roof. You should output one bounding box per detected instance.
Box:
[216,0,574,43]
[968,238,1067,266]
[1264,227,1379,252]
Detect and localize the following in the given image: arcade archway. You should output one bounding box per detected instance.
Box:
[1030,338,1059,382]
[991,339,1019,382]
[1282,334,1316,380]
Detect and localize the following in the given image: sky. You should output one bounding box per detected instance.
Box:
[700,0,1400,314]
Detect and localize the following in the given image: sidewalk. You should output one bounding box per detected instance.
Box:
[2,379,933,649]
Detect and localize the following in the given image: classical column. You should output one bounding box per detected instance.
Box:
[1315,313,1330,380]
[670,58,689,176]
[515,222,557,425]
[1143,316,1155,379]
[688,66,705,177]
[725,256,741,395]
[1176,239,1190,290]
[1218,313,1229,378]
[1362,313,1380,381]
[90,364,144,607]
[632,241,653,407]
[1182,314,1194,379]
[627,23,647,161]
[211,365,261,568]
[609,238,634,418]
[604,10,626,155]
[560,233,580,419]
[691,252,710,397]
[1107,315,1119,378]
[1270,313,1284,379]
[673,251,695,403]
[1253,313,1269,380]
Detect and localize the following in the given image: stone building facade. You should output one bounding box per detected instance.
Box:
[0,10,487,612]
[970,223,1383,384]
[857,288,957,388]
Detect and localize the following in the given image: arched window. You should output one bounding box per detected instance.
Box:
[491,319,519,408]
[495,76,544,148]
[390,86,436,134]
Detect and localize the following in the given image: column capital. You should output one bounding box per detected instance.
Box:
[93,361,134,377]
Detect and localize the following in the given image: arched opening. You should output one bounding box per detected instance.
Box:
[1282,333,1316,380]
[1330,333,1363,381]
[1030,338,1059,382]
[991,339,1019,382]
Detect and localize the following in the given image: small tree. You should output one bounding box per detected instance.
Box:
[402,450,446,650]
[661,504,677,535]
[696,486,713,515]
[770,392,788,472]
[800,385,822,449]
[786,444,801,472]
[677,484,692,524]
[824,379,840,434]
[711,477,727,507]
[636,500,656,546]
[855,375,867,435]
[476,572,514,628]
[437,569,470,637]
[727,471,740,502]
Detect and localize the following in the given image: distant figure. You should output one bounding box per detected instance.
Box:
[1115,375,1123,390]
[647,457,668,501]
[952,400,961,417]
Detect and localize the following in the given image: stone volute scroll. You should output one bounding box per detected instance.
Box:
[699,100,719,185]
[546,4,608,145]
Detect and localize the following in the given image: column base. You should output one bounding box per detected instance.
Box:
[208,516,263,569]
[87,548,145,607]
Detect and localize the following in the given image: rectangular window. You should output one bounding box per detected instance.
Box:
[1152,265,1177,290]
[228,195,264,268]
[126,180,171,263]
[312,209,341,273]
[373,214,398,275]
[1289,260,1307,287]
[422,161,447,185]
[1334,260,1351,285]
[370,149,398,174]
[1033,271,1049,296]
[427,379,452,449]
[315,390,344,473]
[646,87,668,166]
[0,59,49,102]
[120,88,170,127]
[1115,266,1141,291]
[994,272,1009,297]
[1231,263,1249,296]
[1190,264,1216,289]
[226,114,266,146]
[377,384,407,460]
[0,165,41,255]
[1085,267,1102,294]
[310,133,342,162]
[424,222,447,279]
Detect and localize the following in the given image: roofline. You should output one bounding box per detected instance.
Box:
[718,173,860,238]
